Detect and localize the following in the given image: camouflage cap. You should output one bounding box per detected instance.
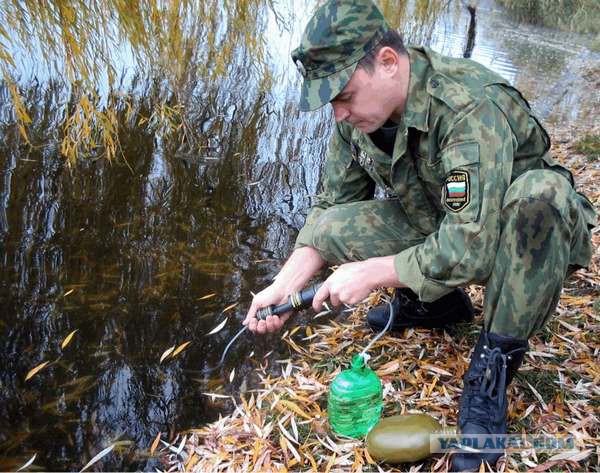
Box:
[292,0,389,111]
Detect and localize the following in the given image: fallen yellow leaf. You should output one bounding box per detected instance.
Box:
[172,341,191,358]
[149,432,161,456]
[61,329,78,349]
[159,346,175,363]
[207,318,228,335]
[324,452,336,473]
[376,359,399,376]
[221,302,239,313]
[303,449,318,471]
[185,453,199,470]
[25,361,50,381]
[278,400,311,420]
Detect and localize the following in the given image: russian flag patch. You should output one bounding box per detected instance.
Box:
[443,170,470,212]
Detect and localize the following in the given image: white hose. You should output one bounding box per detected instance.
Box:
[359,295,395,364]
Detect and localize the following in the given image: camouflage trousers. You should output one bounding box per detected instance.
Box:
[309,170,595,339]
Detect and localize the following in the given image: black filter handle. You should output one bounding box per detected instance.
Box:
[256,283,322,319]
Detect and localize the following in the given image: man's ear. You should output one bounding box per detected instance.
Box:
[376,46,399,76]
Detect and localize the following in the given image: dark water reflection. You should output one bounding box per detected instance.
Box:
[0,0,597,470]
[0,74,330,470]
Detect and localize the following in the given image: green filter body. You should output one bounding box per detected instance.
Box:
[327,354,383,438]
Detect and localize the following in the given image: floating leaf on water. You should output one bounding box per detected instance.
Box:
[79,444,115,472]
[160,346,175,363]
[61,329,78,349]
[25,361,50,381]
[111,440,134,448]
[172,341,191,358]
[229,368,235,383]
[150,433,161,456]
[207,318,228,335]
[16,453,36,472]
[201,392,231,399]
[221,302,239,314]
[197,293,216,301]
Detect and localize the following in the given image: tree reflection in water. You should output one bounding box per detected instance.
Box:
[0,0,456,470]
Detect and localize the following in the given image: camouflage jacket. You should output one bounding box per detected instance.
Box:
[295,46,595,301]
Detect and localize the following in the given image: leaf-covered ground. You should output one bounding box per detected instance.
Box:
[159,129,599,472]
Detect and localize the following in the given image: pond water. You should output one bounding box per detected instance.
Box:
[0,0,598,470]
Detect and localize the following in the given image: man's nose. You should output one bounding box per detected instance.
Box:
[332,102,349,123]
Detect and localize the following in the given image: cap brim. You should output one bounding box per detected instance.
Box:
[298,62,358,112]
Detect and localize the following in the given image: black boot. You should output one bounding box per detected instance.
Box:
[367,287,474,331]
[451,330,528,471]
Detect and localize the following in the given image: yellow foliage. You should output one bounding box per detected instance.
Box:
[0,0,269,161]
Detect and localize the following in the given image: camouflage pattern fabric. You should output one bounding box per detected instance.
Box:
[303,172,594,339]
[291,0,389,111]
[295,47,596,339]
[483,170,594,338]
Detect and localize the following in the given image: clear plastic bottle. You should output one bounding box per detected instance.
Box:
[327,353,383,438]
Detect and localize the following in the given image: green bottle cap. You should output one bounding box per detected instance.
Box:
[351,353,366,370]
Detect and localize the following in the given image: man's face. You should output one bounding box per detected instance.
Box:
[330,62,400,133]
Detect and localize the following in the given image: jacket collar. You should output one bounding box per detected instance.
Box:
[402,46,431,132]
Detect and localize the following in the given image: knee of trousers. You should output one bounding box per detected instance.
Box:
[501,170,575,259]
[309,200,428,265]
[502,170,577,225]
[310,206,356,264]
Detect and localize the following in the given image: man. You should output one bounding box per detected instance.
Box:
[243,0,596,470]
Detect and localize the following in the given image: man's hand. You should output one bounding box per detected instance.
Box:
[243,283,291,334]
[312,256,403,311]
[243,246,326,335]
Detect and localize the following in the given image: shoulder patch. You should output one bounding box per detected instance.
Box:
[443,170,470,212]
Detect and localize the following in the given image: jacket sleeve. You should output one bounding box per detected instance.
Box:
[295,122,376,249]
[393,99,515,302]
